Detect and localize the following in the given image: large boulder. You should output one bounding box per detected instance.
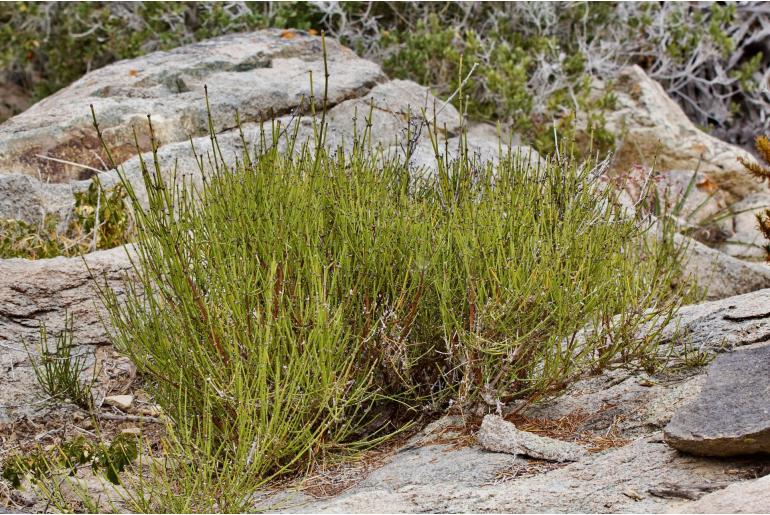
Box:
[591,65,770,263]
[0,30,387,183]
[596,65,760,201]
[71,80,534,213]
[0,32,535,224]
[663,342,770,457]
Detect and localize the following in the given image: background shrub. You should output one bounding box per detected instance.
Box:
[326,1,769,150]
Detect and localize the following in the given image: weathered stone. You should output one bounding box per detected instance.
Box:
[715,192,770,261]
[103,394,134,410]
[664,343,770,457]
[670,473,770,513]
[477,414,587,462]
[675,232,770,300]
[0,30,386,183]
[656,287,770,354]
[0,174,73,224]
[594,65,759,201]
[2,78,535,220]
[0,245,134,423]
[0,33,532,226]
[619,201,770,302]
[594,66,770,267]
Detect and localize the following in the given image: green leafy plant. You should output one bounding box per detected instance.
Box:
[378,11,617,157]
[24,315,95,410]
[0,214,63,259]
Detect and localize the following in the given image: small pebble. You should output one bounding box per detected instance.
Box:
[103,394,135,410]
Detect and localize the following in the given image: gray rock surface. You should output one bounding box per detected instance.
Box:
[280,434,768,513]
[519,368,707,438]
[0,245,134,423]
[477,414,588,462]
[594,65,770,269]
[664,342,770,457]
[96,80,536,211]
[715,192,770,261]
[0,36,535,222]
[670,473,770,513]
[0,174,74,225]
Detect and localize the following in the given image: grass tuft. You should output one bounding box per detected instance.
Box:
[88,102,686,510]
[24,315,94,410]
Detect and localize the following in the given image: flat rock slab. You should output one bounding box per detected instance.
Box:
[669,473,770,513]
[657,287,770,352]
[675,232,770,301]
[280,434,769,513]
[664,343,770,457]
[477,414,587,462]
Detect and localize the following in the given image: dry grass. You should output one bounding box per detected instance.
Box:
[270,430,417,499]
[480,405,632,486]
[505,405,631,453]
[486,460,562,486]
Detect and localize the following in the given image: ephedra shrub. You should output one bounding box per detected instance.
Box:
[94,109,683,510]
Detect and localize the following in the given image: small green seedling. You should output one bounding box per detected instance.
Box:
[24,315,95,410]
